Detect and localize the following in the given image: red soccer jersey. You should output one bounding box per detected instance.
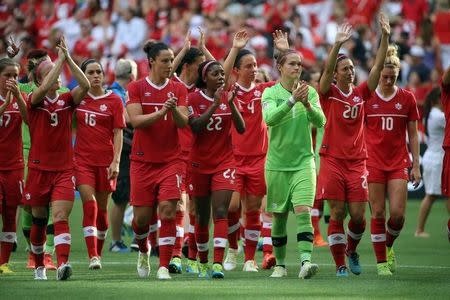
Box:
[74,91,125,166]
[173,74,197,155]
[442,82,450,148]
[27,92,76,171]
[232,81,274,156]
[126,77,187,163]
[188,90,236,173]
[319,82,371,160]
[365,87,420,170]
[0,95,24,170]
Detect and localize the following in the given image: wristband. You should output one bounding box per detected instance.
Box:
[287,96,296,107]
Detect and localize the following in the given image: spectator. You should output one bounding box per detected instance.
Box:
[408,45,431,84]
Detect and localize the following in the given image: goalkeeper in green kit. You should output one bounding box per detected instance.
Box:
[262,49,326,279]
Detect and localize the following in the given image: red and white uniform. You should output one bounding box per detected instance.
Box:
[365,87,420,183]
[317,83,371,202]
[440,82,450,196]
[0,95,25,207]
[74,91,125,192]
[126,78,187,206]
[24,92,76,206]
[187,90,238,196]
[232,82,274,196]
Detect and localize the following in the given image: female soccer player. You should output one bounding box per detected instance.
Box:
[187,59,245,279]
[416,88,445,237]
[317,15,390,277]
[75,59,125,269]
[262,49,325,279]
[222,30,289,272]
[25,37,90,280]
[365,46,421,276]
[0,58,27,274]
[126,41,188,280]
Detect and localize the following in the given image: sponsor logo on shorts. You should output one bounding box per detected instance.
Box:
[189,184,193,191]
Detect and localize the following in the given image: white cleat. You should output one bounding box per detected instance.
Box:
[137,251,150,278]
[223,248,238,271]
[56,263,73,281]
[298,262,319,279]
[270,266,287,278]
[242,260,259,272]
[89,256,102,270]
[156,266,172,280]
[34,266,47,280]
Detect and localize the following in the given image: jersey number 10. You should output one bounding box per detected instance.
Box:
[381,116,393,131]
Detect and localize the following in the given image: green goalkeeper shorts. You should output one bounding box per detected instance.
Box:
[265,168,316,213]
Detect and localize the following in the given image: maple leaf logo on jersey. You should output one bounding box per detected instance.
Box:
[12,102,18,109]
[220,103,227,111]
[254,90,261,97]
[100,104,107,112]
[57,100,65,106]
[395,103,402,110]
[352,96,361,103]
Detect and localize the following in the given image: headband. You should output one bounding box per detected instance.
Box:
[202,61,216,81]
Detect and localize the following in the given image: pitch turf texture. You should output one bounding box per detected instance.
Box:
[1,200,449,299]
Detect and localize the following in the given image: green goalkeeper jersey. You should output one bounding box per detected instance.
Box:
[262,83,326,171]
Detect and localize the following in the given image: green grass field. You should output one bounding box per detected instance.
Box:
[1,199,449,299]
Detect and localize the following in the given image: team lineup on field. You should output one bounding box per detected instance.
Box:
[1,9,449,287]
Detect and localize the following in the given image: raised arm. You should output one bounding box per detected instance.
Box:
[31,53,65,106]
[223,30,249,85]
[272,30,290,57]
[367,13,391,91]
[171,30,191,78]
[198,27,215,61]
[319,23,353,94]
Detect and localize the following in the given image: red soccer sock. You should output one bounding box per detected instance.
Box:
[244,210,261,262]
[82,200,98,258]
[371,217,387,263]
[188,213,197,260]
[54,220,71,267]
[261,220,273,254]
[96,208,108,257]
[172,210,184,258]
[328,219,346,270]
[227,210,240,250]
[132,219,149,254]
[159,219,176,268]
[213,218,228,264]
[148,212,158,249]
[31,218,47,267]
[0,205,18,265]
[386,217,404,248]
[195,223,209,263]
[346,218,366,254]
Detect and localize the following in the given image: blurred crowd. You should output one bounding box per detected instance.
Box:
[1,0,449,136]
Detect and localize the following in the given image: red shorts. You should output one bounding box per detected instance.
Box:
[23,168,75,206]
[441,150,450,196]
[0,169,24,207]
[188,168,238,197]
[317,156,368,202]
[130,160,183,207]
[180,160,188,193]
[75,162,116,192]
[367,166,409,184]
[235,155,266,196]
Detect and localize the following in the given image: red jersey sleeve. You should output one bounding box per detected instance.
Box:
[113,98,126,129]
[406,92,420,121]
[176,84,188,107]
[126,81,141,105]
[355,81,371,102]
[187,93,200,119]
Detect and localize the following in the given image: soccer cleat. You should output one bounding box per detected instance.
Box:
[56,263,72,281]
[89,256,102,270]
[0,264,14,274]
[313,235,328,247]
[129,239,139,252]
[298,262,319,279]
[109,240,130,253]
[242,260,259,272]
[377,262,393,276]
[270,265,287,278]
[198,263,210,279]
[347,252,362,275]
[262,253,276,270]
[44,253,57,270]
[27,252,36,269]
[336,266,349,277]
[137,251,150,278]
[223,248,238,271]
[186,259,199,274]
[211,263,224,279]
[156,266,172,280]
[387,247,396,273]
[168,257,182,274]
[34,266,47,280]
